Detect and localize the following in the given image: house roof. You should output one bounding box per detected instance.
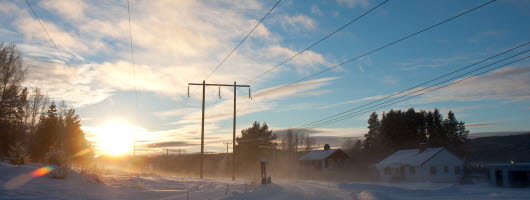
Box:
[375,147,444,169]
[299,149,340,161]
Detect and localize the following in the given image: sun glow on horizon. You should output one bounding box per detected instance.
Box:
[92,120,140,155]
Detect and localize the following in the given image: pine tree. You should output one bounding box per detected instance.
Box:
[364,112,380,151]
[64,109,92,164]
[403,108,419,148]
[31,102,62,161]
[428,109,447,147]
[417,110,427,143]
[235,122,277,167]
[364,108,469,154]
[444,111,468,154]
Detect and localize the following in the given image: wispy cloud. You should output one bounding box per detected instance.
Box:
[140,141,199,148]
[275,14,317,31]
[397,55,470,71]
[421,65,530,103]
[5,0,335,107]
[336,0,370,8]
[467,30,506,43]
[172,77,339,124]
[333,64,530,107]
[310,5,323,16]
[383,75,399,85]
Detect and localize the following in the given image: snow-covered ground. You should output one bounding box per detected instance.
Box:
[1,163,529,200]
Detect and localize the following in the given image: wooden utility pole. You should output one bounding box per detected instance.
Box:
[188,81,250,179]
[201,80,205,178]
[232,82,237,181]
[223,142,232,155]
[223,142,232,176]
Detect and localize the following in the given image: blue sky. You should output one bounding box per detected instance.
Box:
[1,0,529,154]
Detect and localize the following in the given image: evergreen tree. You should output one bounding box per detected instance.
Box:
[63,109,92,164]
[235,122,277,167]
[31,102,63,161]
[403,108,420,148]
[417,110,428,143]
[444,111,469,153]
[428,109,447,147]
[364,108,469,154]
[364,112,380,151]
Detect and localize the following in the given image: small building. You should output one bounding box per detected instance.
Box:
[375,144,463,182]
[487,163,530,188]
[299,144,349,171]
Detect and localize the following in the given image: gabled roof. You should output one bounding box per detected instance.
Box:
[375,147,445,169]
[299,149,340,161]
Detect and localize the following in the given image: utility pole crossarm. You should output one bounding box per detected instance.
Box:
[187,80,251,180]
[188,83,250,87]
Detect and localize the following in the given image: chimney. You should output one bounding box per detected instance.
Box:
[324,144,330,150]
[418,143,427,153]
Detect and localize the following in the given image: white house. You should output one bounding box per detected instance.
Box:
[375,144,463,182]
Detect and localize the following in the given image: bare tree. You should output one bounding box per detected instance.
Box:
[0,42,25,121]
[28,88,48,134]
[0,42,26,155]
[303,134,316,152]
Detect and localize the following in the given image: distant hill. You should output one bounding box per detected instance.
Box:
[466,132,530,163]
[468,131,529,138]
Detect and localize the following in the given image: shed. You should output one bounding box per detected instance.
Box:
[299,144,349,171]
[487,163,530,187]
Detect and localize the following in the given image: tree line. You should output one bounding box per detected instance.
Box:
[0,42,92,165]
[361,108,469,155]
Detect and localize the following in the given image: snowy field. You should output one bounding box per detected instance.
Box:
[1,163,529,200]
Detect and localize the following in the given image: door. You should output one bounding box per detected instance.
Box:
[495,170,503,186]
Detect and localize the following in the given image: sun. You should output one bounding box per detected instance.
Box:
[94,120,138,155]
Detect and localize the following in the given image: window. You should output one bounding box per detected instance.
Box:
[444,166,449,173]
[384,167,391,175]
[430,166,437,175]
[409,167,416,175]
[454,166,460,174]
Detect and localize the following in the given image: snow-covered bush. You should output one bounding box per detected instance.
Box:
[8,141,30,165]
[80,166,105,184]
[45,149,68,179]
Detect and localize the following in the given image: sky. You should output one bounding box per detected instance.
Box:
[1,0,529,155]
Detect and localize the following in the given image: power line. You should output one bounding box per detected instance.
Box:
[304,54,530,130]
[253,0,497,98]
[182,0,281,108]
[126,0,140,157]
[247,0,391,84]
[298,42,529,129]
[25,0,91,97]
[301,52,530,130]
[302,49,529,129]
[205,0,282,81]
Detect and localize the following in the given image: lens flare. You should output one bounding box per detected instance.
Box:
[32,165,55,177]
[5,165,56,189]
